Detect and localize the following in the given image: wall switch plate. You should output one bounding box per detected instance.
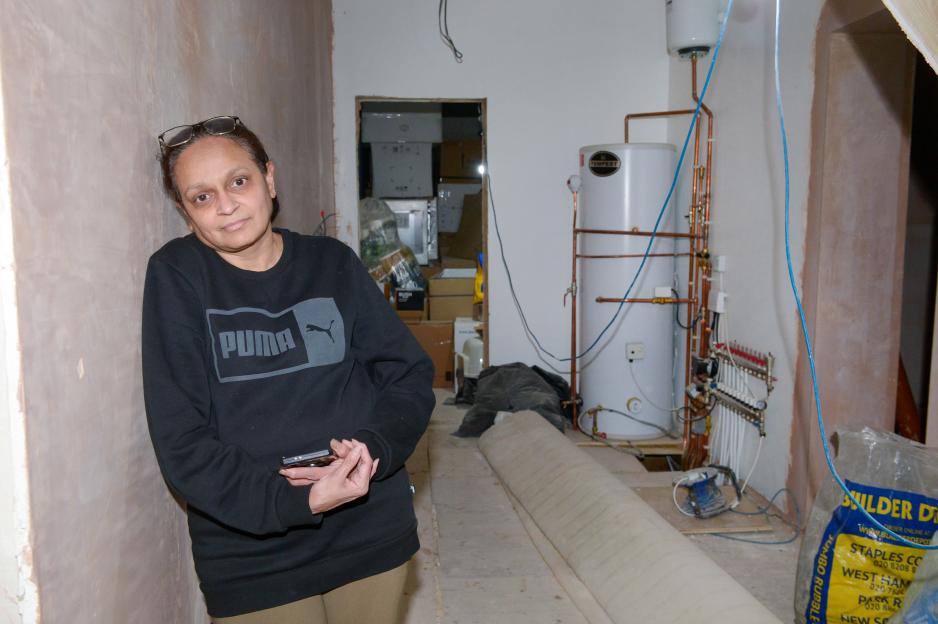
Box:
[627,343,645,361]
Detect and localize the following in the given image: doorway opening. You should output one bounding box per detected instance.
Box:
[897,53,938,443]
[355,97,488,391]
[790,2,918,511]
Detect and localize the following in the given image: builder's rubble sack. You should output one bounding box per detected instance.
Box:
[794,428,938,624]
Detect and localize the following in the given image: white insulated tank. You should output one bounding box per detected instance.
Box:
[666,0,720,57]
[577,144,677,440]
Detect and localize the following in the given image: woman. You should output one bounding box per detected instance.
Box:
[142,116,435,623]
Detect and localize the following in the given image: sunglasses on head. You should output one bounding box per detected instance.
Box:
[158,116,241,150]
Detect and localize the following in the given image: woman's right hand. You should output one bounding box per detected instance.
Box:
[304,439,379,514]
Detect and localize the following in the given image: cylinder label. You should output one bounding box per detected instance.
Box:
[588,151,620,177]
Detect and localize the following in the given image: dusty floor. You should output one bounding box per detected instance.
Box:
[400,389,800,623]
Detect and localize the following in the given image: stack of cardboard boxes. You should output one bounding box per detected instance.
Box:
[427,268,475,321]
[386,136,485,388]
[392,260,480,388]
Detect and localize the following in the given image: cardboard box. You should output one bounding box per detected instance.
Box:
[442,257,476,269]
[440,140,483,179]
[430,295,474,321]
[396,309,426,322]
[440,192,482,260]
[419,264,441,282]
[437,179,482,233]
[405,321,453,388]
[428,268,475,297]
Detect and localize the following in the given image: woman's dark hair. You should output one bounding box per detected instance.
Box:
[159,119,280,220]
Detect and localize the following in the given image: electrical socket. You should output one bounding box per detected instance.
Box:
[627,343,645,361]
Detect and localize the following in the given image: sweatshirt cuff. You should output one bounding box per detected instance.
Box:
[356,429,391,480]
[276,483,322,528]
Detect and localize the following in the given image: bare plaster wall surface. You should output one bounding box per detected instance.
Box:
[666,0,824,507]
[0,1,334,621]
[332,0,672,370]
[790,3,916,512]
[0,47,31,622]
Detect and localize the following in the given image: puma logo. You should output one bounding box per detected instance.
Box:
[219,329,296,359]
[306,320,336,343]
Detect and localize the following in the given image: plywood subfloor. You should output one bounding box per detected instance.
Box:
[403,392,800,623]
[632,485,773,535]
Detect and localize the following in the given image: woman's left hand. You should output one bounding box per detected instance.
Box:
[279,462,340,487]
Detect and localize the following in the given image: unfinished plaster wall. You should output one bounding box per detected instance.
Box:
[0,48,35,624]
[792,4,915,509]
[0,1,334,621]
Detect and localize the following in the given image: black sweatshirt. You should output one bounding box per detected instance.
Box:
[141,229,435,617]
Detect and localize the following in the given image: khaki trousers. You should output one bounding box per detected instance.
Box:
[213,562,409,624]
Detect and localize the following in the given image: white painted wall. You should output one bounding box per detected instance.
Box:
[334,0,841,505]
[666,0,824,503]
[333,0,673,369]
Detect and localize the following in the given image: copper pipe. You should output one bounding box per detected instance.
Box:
[692,55,714,361]
[624,109,696,143]
[570,191,579,431]
[689,53,717,464]
[682,56,704,462]
[577,252,692,259]
[596,297,695,304]
[610,54,719,466]
[575,228,698,239]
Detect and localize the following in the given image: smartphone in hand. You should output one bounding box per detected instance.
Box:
[280,449,336,469]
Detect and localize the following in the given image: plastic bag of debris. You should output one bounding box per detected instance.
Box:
[358,197,426,290]
[888,531,938,623]
[794,428,938,624]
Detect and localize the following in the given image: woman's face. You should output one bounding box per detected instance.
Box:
[172,135,277,257]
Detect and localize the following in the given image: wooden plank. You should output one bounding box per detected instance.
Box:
[566,429,683,456]
[631,485,773,535]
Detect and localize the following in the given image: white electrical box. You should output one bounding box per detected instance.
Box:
[372,143,433,198]
[627,343,646,361]
[361,112,442,143]
[715,291,727,314]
